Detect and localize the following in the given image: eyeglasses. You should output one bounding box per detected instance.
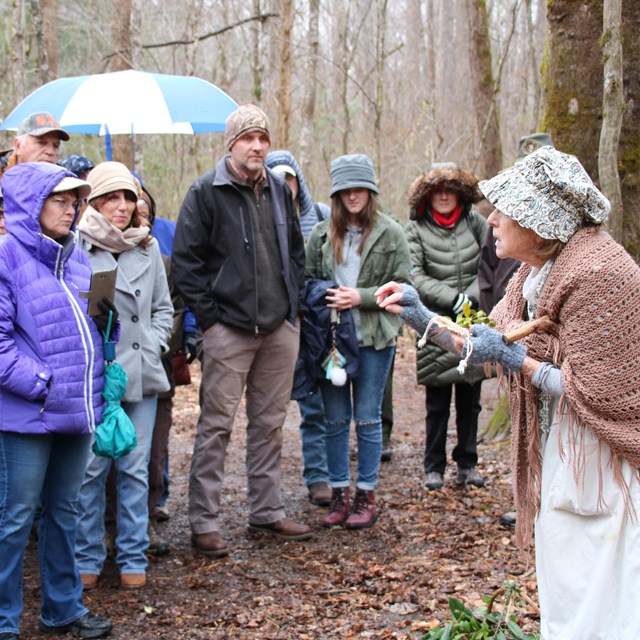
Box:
[48,196,82,211]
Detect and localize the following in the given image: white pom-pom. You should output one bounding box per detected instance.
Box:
[330,366,347,386]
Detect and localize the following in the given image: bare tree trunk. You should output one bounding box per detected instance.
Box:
[373,0,388,173]
[465,0,502,178]
[598,0,623,241]
[218,0,231,90]
[524,0,541,124]
[299,0,320,169]
[12,0,27,101]
[30,0,57,84]
[252,0,264,103]
[43,0,57,79]
[276,0,294,148]
[338,0,351,154]
[111,0,134,166]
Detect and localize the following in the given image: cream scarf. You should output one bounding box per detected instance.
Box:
[78,206,149,253]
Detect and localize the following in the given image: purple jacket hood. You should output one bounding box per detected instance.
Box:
[0,161,105,435]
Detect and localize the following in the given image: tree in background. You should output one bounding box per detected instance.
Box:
[541,0,640,260]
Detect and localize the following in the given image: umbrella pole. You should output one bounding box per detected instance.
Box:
[105,125,113,161]
[131,126,136,171]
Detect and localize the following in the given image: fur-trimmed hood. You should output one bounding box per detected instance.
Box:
[407,163,483,220]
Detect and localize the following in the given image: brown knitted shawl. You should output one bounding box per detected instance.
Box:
[492,227,640,548]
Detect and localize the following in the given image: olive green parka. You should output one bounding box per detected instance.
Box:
[305,212,411,350]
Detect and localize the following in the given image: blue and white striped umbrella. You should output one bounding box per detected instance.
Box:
[0,69,238,135]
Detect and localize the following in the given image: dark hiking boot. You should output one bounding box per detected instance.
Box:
[322,488,351,527]
[344,489,377,529]
[308,482,332,506]
[424,471,444,490]
[456,466,485,488]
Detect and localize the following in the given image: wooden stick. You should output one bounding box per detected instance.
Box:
[502,315,559,345]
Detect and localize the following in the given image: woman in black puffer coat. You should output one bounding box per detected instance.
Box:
[405,163,487,491]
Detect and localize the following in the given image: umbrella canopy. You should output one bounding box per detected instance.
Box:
[0,69,238,135]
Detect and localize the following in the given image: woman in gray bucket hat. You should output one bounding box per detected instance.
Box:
[376,145,640,639]
[305,153,411,530]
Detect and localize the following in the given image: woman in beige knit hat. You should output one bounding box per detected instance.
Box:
[377,146,640,640]
[74,162,173,591]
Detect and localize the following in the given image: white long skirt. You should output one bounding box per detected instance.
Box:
[535,409,640,640]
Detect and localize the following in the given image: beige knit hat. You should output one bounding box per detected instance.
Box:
[224,104,270,150]
[87,161,139,202]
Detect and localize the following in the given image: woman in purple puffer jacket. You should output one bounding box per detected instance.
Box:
[0,162,112,639]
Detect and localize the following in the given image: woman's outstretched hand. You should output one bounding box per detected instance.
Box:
[374,281,405,314]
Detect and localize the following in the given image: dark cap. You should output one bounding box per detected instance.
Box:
[59,154,95,177]
[16,112,70,141]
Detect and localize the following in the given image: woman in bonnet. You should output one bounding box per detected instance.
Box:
[75,161,173,590]
[376,146,640,639]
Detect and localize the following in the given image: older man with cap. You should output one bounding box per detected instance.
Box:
[0,113,70,234]
[172,104,311,557]
[11,112,69,165]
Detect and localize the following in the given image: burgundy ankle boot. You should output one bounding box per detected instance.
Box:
[344,489,377,529]
[323,488,351,527]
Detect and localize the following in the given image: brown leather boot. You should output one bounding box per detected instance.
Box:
[322,488,351,527]
[344,489,377,529]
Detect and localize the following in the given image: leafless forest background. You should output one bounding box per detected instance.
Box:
[1,0,638,255]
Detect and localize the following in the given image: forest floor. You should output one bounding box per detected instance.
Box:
[21,335,540,639]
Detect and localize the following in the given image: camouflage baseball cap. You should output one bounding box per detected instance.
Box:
[224,104,270,150]
[17,112,70,141]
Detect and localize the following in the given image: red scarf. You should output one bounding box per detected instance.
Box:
[432,203,462,227]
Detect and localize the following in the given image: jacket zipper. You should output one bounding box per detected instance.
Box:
[57,248,97,431]
[238,204,260,335]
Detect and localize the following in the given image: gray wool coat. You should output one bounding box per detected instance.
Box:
[81,237,173,402]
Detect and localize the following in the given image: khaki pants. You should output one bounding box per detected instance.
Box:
[188,320,300,534]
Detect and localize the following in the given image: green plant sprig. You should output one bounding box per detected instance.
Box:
[421,581,538,640]
[455,302,496,330]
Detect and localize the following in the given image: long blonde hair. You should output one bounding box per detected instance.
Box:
[329,190,378,264]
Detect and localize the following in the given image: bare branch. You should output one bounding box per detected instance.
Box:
[102,12,278,61]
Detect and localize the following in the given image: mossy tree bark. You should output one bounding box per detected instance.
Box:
[618,3,640,259]
[540,0,603,179]
[541,0,640,259]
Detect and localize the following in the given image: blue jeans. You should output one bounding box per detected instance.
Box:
[297,389,329,486]
[75,396,157,576]
[0,431,91,635]
[320,346,395,491]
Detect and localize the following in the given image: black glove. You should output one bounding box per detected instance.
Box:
[183,332,198,364]
[452,292,471,316]
[94,298,118,339]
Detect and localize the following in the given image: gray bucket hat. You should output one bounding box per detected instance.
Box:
[330,154,379,197]
[479,146,610,243]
